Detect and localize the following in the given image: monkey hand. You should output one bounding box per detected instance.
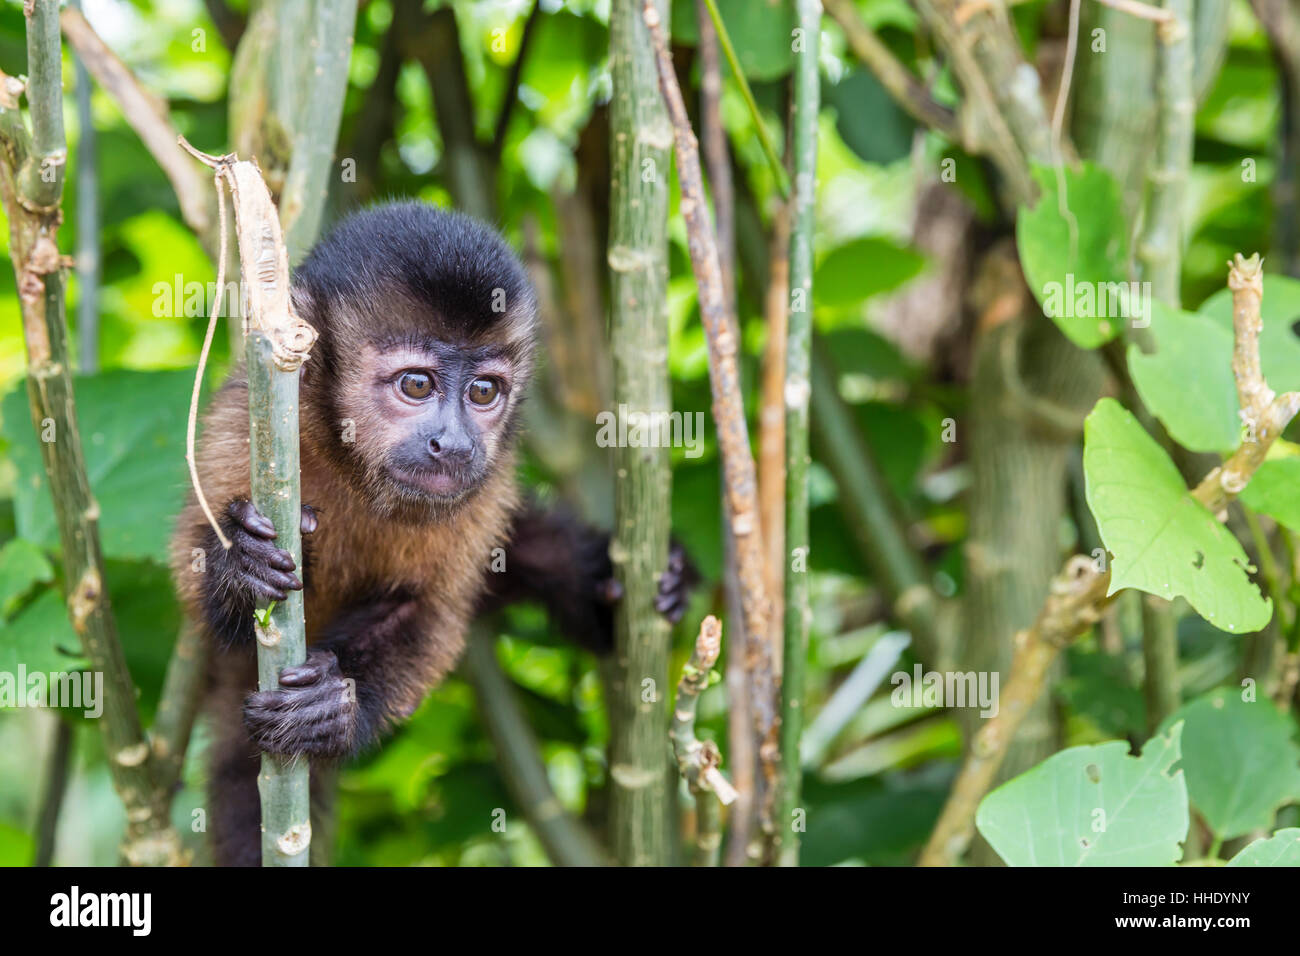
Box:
[242,648,357,758]
[597,541,698,625]
[653,541,698,624]
[219,500,314,603]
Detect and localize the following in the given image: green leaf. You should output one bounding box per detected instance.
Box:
[3,369,193,564]
[1017,162,1130,349]
[814,237,926,309]
[1240,457,1300,532]
[1084,398,1271,633]
[1158,690,1300,840]
[1227,828,1300,866]
[0,538,53,615]
[670,0,796,80]
[0,588,86,677]
[0,823,34,866]
[1127,303,1239,453]
[825,69,914,166]
[1200,274,1300,393]
[976,724,1189,866]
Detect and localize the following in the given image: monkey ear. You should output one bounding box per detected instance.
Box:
[290,285,320,388]
[290,284,317,324]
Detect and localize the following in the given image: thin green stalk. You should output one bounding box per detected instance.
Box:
[462,633,610,866]
[1135,0,1195,728]
[607,0,674,867]
[70,0,98,373]
[247,331,310,867]
[669,616,734,867]
[0,2,183,867]
[645,0,777,840]
[777,0,819,868]
[278,0,358,263]
[149,621,209,795]
[698,0,790,197]
[33,719,73,866]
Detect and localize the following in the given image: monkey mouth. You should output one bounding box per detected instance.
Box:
[388,465,473,499]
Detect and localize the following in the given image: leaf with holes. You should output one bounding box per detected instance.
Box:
[976,723,1188,866]
[1227,829,1300,866]
[1084,398,1271,633]
[1200,274,1300,393]
[1158,690,1300,840]
[1127,302,1239,453]
[1017,163,1129,349]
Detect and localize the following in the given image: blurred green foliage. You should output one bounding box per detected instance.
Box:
[0,0,1295,867]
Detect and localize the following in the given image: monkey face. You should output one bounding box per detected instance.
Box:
[291,202,538,522]
[326,340,521,520]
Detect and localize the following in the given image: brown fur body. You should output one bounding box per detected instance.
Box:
[171,202,692,866]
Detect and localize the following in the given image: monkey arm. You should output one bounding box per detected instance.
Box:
[477,503,697,652]
[475,504,618,651]
[244,594,443,758]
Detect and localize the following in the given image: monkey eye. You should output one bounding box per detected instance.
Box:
[398,371,435,400]
[466,377,500,407]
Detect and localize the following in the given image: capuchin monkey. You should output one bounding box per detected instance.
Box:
[171,202,694,866]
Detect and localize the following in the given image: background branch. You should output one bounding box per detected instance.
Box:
[0,1,183,866]
[644,0,778,838]
[606,0,675,867]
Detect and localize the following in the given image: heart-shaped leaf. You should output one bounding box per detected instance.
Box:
[1017,162,1129,349]
[1127,302,1239,453]
[1200,274,1300,393]
[976,723,1189,866]
[1158,690,1300,840]
[1240,457,1300,532]
[1084,398,1271,633]
[1227,828,1300,866]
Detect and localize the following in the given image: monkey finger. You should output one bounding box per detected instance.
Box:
[238,536,297,573]
[228,499,277,539]
[245,563,302,594]
[596,578,624,604]
[248,578,289,603]
[279,650,339,687]
[300,504,319,536]
[653,589,685,619]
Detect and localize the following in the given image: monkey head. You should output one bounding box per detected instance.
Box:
[291,202,537,521]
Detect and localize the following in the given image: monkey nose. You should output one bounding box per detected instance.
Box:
[427,434,471,461]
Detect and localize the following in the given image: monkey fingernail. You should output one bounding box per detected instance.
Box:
[300,505,319,535]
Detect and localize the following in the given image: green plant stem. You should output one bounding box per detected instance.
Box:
[1242,504,1288,695]
[911,0,1050,203]
[606,0,674,867]
[644,0,778,838]
[0,2,184,867]
[822,0,960,142]
[777,0,819,867]
[70,0,98,373]
[150,621,209,795]
[246,332,311,867]
[278,0,358,263]
[462,633,610,866]
[698,0,789,197]
[33,718,73,866]
[809,347,945,666]
[1134,0,1196,737]
[669,616,734,867]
